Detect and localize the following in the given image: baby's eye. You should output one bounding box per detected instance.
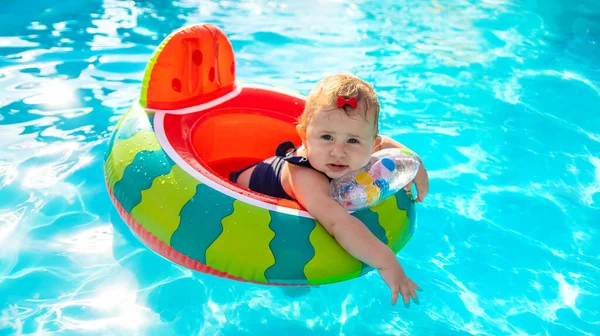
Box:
[347,138,360,144]
[321,134,333,141]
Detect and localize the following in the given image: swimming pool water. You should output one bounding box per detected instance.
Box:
[1,0,599,335]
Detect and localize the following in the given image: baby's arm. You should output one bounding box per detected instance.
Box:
[288,165,420,305]
[376,135,429,202]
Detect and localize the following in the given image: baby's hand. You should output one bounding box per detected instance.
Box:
[403,161,429,203]
[378,261,421,306]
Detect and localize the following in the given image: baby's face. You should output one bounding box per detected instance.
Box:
[302,108,379,179]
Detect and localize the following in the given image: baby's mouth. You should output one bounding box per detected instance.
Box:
[326,164,348,172]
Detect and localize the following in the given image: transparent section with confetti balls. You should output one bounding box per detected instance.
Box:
[329,148,421,211]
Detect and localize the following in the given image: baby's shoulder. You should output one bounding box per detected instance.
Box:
[281,160,329,198]
[284,160,326,181]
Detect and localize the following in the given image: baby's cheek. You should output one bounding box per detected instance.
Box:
[351,160,369,171]
[357,151,372,167]
[307,153,322,166]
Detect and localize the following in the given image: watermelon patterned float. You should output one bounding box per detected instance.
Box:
[104,24,416,286]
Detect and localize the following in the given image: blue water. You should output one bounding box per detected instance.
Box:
[1,0,599,334]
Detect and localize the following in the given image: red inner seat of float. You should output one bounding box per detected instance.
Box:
[189,107,303,208]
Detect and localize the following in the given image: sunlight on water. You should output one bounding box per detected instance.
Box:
[0,207,25,249]
[583,156,600,206]
[23,82,75,106]
[53,225,112,257]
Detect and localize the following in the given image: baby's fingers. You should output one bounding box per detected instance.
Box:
[409,287,419,305]
[415,182,429,202]
[399,286,411,307]
[409,279,422,305]
[391,288,399,305]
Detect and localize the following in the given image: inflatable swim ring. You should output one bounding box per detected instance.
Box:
[104,24,416,286]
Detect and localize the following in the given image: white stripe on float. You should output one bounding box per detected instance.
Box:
[145,82,306,114]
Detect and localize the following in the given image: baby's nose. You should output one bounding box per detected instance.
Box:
[330,144,346,157]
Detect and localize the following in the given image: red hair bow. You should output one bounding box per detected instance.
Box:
[336,96,358,109]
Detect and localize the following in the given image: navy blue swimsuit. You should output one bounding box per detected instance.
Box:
[229,141,330,200]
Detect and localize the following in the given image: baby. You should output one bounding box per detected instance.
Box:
[230,74,429,305]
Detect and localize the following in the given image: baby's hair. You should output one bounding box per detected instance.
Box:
[300,73,380,134]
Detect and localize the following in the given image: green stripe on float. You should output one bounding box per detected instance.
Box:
[170,184,231,266]
[205,200,275,283]
[369,195,409,251]
[113,105,153,141]
[303,221,362,285]
[130,165,200,245]
[105,131,162,189]
[264,211,316,284]
[394,191,416,236]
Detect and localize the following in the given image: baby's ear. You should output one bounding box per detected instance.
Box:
[373,135,382,151]
[296,124,307,143]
